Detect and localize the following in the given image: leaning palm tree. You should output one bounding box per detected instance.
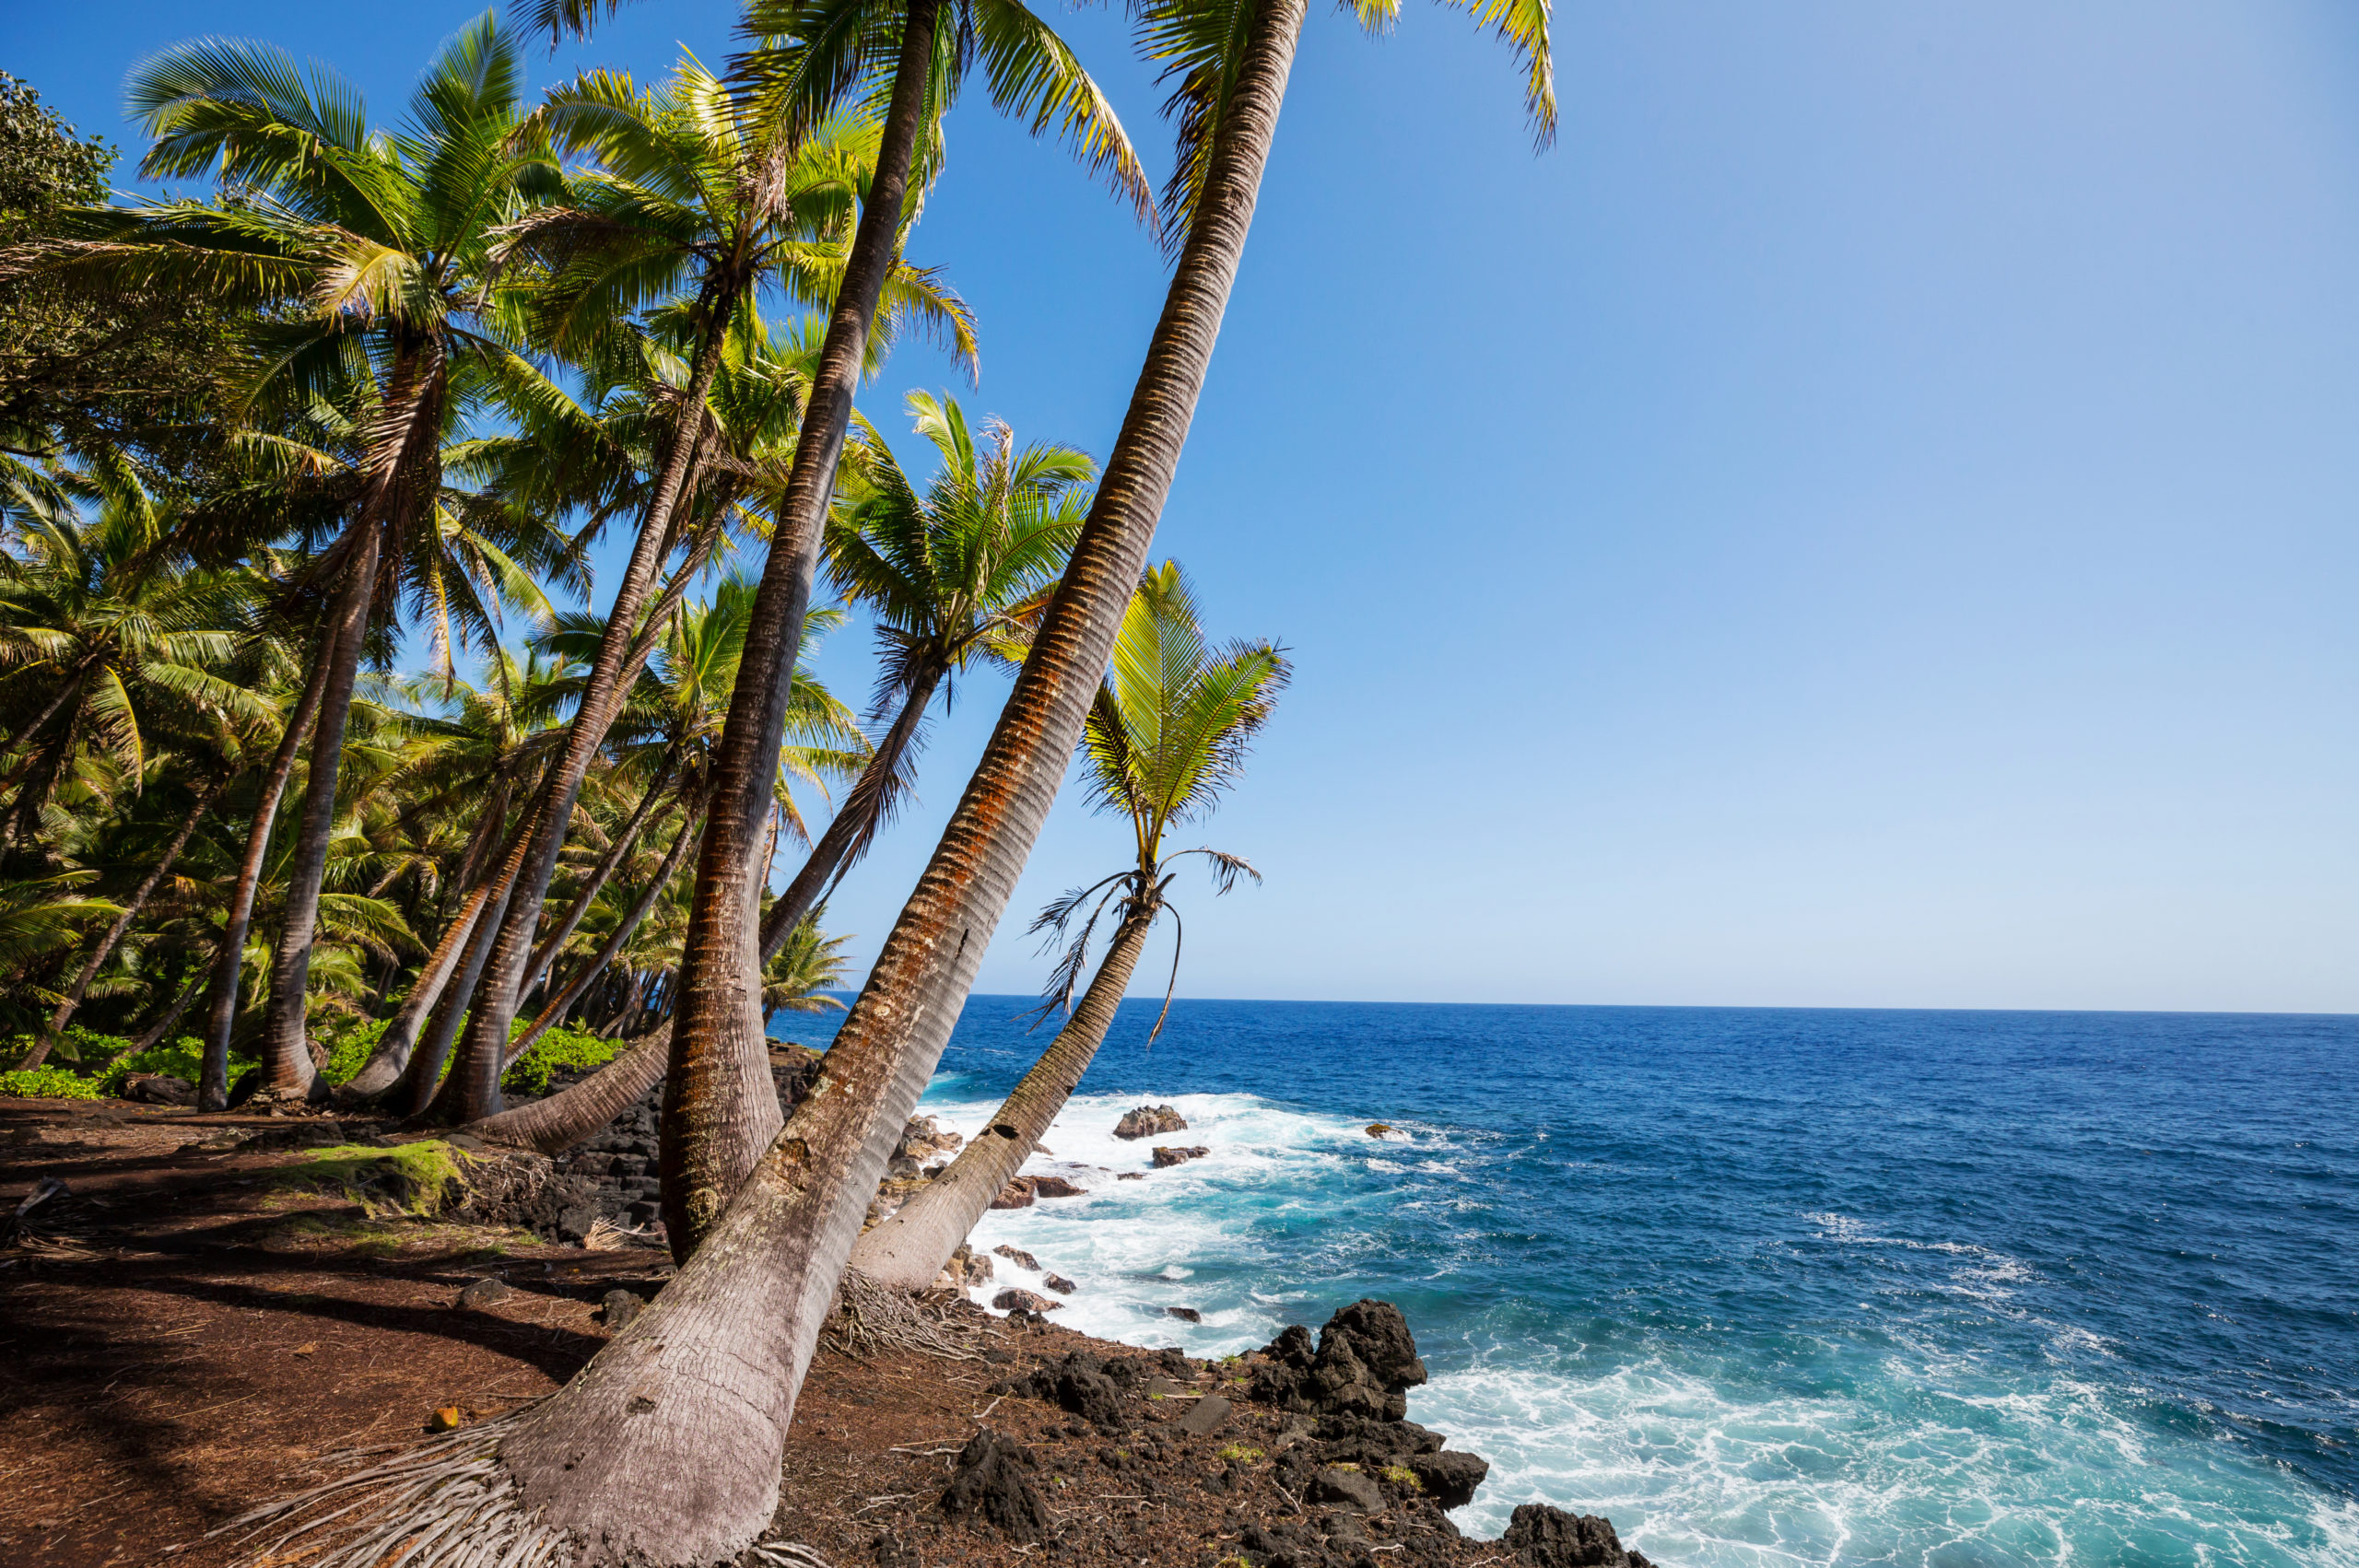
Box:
[21,14,567,1103]
[440,60,980,1106]
[752,389,1089,966]
[223,0,1549,1557]
[850,560,1284,1286]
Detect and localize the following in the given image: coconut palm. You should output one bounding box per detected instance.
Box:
[466,592,859,1151]
[440,61,980,1105]
[851,560,1284,1285]
[19,13,566,1103]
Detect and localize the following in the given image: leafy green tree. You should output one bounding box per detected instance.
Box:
[851,558,1284,1285]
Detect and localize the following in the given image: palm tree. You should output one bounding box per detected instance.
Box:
[753,389,1088,966]
[850,560,1284,1286]
[230,0,1550,1557]
[662,387,1087,1238]
[26,13,564,1103]
[640,0,1154,1257]
[439,61,980,1106]
[466,593,860,1152]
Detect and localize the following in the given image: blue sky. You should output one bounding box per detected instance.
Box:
[18,1,2358,1012]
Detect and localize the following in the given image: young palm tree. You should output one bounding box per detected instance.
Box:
[850,560,1284,1285]
[229,0,1549,1558]
[25,14,566,1103]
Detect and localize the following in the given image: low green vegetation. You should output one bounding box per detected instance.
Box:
[1382,1465,1422,1489]
[270,1141,469,1219]
[1216,1445,1263,1465]
[0,1064,102,1099]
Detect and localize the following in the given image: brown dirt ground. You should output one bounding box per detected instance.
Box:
[0,1097,1519,1568]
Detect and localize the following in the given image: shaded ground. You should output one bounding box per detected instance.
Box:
[0,1097,1637,1568]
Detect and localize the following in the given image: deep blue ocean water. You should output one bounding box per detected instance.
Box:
[780,1000,2359,1565]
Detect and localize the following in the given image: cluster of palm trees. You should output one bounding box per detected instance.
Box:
[0,0,1550,1557]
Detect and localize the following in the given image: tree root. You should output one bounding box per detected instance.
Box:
[824,1269,987,1363]
[207,1408,579,1568]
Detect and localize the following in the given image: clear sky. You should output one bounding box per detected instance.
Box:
[17,1,2359,1012]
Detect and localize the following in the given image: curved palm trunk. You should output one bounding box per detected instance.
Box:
[22,772,227,1069]
[258,527,381,1101]
[756,661,942,966]
[660,0,945,1258]
[0,654,96,809]
[414,827,538,1122]
[469,1025,670,1154]
[504,803,703,1067]
[198,638,334,1110]
[477,3,1303,1556]
[851,898,1156,1288]
[334,809,534,1104]
[440,327,732,1126]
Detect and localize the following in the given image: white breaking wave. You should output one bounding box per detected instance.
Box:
[910,1082,2353,1567]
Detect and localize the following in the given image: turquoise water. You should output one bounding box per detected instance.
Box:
[786,1001,2359,1565]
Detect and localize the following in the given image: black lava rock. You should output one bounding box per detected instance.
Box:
[937,1430,1050,1541]
[1503,1505,1650,1568]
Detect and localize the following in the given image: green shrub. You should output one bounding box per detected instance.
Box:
[319,1018,386,1085]
[0,1065,104,1099]
[501,1024,623,1096]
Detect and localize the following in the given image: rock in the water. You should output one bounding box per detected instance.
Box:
[1411,1449,1490,1509]
[1113,1104,1188,1141]
[1150,1145,1209,1168]
[1366,1122,1394,1138]
[1166,1305,1203,1323]
[992,1288,1061,1314]
[1250,1299,1429,1422]
[599,1289,643,1331]
[1176,1392,1230,1435]
[455,1278,514,1312]
[1503,1505,1641,1568]
[990,1178,1036,1210]
[1309,1467,1384,1513]
[937,1430,1050,1541]
[1029,1175,1087,1199]
[1117,1171,1146,1181]
[992,1245,1040,1270]
[121,1072,194,1106]
[1041,1271,1075,1294]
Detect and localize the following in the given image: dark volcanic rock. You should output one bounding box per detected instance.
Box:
[1412,1449,1491,1509]
[1309,1466,1382,1513]
[455,1278,514,1311]
[1166,1305,1203,1323]
[937,1430,1050,1541]
[992,1245,1039,1270]
[122,1072,194,1106]
[992,1288,1061,1314]
[1113,1104,1188,1140]
[1250,1298,1428,1422]
[1150,1144,1209,1168]
[1503,1505,1647,1568]
[990,1178,1036,1210]
[1029,1176,1087,1199]
[1176,1392,1230,1435]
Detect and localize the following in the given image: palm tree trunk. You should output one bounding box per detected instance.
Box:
[21,771,228,1068]
[441,326,732,1124]
[503,803,702,1068]
[659,0,947,1259]
[522,762,673,998]
[483,1,1304,1555]
[397,864,512,1117]
[260,527,382,1102]
[757,660,941,965]
[334,803,538,1103]
[0,653,96,805]
[851,897,1157,1288]
[198,636,334,1110]
[470,1024,671,1153]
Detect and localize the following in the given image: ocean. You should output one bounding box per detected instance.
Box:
[780,1000,2359,1566]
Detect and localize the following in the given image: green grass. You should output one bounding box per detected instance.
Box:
[1382,1465,1422,1489]
[1216,1445,1263,1465]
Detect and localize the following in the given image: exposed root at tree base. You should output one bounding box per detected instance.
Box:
[827,1269,991,1363]
[211,1408,580,1568]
